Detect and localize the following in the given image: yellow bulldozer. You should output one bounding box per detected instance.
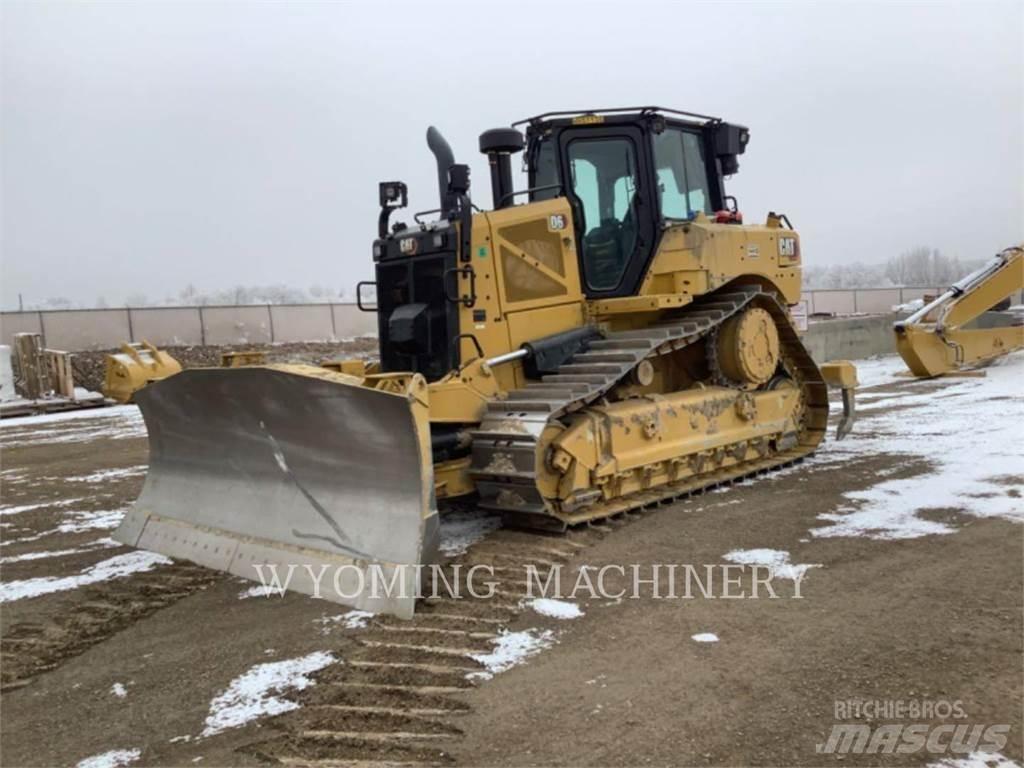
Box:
[115,106,856,617]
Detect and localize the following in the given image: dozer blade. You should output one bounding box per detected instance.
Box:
[114,364,439,619]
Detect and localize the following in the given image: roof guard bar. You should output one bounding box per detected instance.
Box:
[513,106,721,128]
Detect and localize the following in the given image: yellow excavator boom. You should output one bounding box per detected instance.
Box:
[894,245,1024,377]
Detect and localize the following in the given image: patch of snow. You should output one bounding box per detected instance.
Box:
[0,497,86,516]
[469,629,555,680]
[312,610,373,634]
[851,355,910,389]
[439,509,502,556]
[691,633,719,643]
[67,466,147,483]
[814,352,1024,539]
[723,548,821,581]
[76,748,141,768]
[0,550,171,603]
[57,509,126,534]
[201,651,335,737]
[0,538,120,565]
[110,682,127,698]
[0,405,138,429]
[238,584,283,600]
[0,407,145,447]
[929,752,1021,768]
[893,298,925,313]
[526,598,583,619]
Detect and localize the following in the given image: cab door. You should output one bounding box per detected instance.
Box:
[557,126,657,298]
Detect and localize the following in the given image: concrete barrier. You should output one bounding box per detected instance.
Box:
[2,288,1019,353]
[41,309,132,351]
[201,306,273,345]
[332,304,378,339]
[804,314,899,362]
[270,304,335,343]
[129,307,204,347]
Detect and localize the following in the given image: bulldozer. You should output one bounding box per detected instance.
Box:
[894,244,1023,377]
[115,106,857,617]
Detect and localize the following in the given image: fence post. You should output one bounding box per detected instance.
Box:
[853,290,858,313]
[267,304,275,343]
[126,308,135,343]
[37,311,47,348]
[329,302,337,338]
[198,306,206,345]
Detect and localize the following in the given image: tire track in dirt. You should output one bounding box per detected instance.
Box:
[241,455,820,766]
[1,562,223,691]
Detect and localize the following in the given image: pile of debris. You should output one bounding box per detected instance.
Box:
[1,333,107,418]
[70,338,379,394]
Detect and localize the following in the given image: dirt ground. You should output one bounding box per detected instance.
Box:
[0,357,1021,767]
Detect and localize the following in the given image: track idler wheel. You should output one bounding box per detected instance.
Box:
[715,307,780,386]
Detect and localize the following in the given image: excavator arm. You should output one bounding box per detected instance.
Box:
[894,245,1024,377]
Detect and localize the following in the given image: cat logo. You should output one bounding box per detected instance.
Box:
[548,214,567,232]
[399,237,418,255]
[779,237,797,258]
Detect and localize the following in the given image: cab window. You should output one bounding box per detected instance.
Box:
[567,137,639,291]
[653,128,712,219]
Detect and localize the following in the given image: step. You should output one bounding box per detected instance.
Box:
[570,351,644,364]
[487,399,555,413]
[541,374,609,385]
[510,388,577,401]
[557,362,627,375]
[587,339,653,351]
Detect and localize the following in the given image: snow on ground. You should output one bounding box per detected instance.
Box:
[929,753,1021,768]
[238,584,283,600]
[0,538,119,564]
[312,610,373,634]
[469,629,555,680]
[438,508,503,556]
[0,497,87,516]
[0,508,127,549]
[851,354,911,389]
[691,633,719,643]
[0,405,138,429]
[814,352,1024,540]
[66,466,148,483]
[526,598,584,619]
[110,682,128,698]
[201,651,335,737]
[0,406,145,447]
[75,748,141,768]
[0,551,170,603]
[723,549,821,581]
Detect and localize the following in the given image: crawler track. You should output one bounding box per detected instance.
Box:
[471,285,829,527]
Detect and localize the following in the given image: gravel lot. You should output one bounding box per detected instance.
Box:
[1,354,1021,767]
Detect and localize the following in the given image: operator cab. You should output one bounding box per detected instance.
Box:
[521,107,749,298]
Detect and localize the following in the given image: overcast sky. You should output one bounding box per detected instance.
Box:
[2,1,1022,309]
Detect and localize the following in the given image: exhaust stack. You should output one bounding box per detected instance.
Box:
[426,126,456,216]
